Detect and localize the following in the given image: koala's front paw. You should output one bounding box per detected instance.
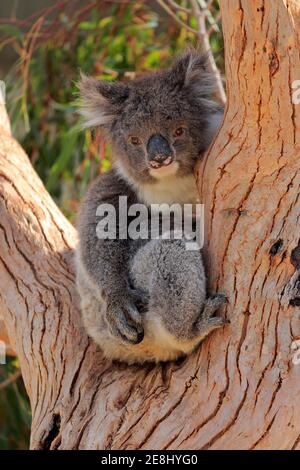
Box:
[106,295,144,345]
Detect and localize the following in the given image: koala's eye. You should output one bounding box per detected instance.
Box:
[173,127,185,137]
[129,136,142,146]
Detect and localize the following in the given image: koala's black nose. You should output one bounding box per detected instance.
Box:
[147,134,174,168]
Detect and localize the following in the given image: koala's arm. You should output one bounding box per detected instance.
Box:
[77,169,144,344]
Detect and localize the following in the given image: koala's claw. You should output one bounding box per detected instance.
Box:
[106,297,144,345]
[210,292,228,304]
[206,316,229,328]
[109,313,144,344]
[202,293,228,319]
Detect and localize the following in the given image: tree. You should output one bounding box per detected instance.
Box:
[0,0,299,449]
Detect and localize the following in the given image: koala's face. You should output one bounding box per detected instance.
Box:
[79,51,223,185]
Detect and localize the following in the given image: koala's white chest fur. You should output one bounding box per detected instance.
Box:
[115,160,200,206]
[137,173,200,206]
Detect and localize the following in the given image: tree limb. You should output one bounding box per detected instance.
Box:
[0,370,22,390]
[190,0,226,104]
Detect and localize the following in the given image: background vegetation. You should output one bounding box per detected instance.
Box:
[0,0,223,449]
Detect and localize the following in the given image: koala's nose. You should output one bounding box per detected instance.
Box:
[147,134,174,168]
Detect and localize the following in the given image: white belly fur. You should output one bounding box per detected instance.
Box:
[137,173,200,206]
[96,313,203,364]
[115,161,199,206]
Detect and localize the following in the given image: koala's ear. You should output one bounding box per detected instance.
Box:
[78,73,129,128]
[168,50,215,96]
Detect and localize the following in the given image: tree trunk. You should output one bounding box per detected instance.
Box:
[0,0,299,450]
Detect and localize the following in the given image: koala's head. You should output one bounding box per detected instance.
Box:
[79,50,223,185]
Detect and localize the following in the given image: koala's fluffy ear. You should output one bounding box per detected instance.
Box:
[78,73,129,128]
[168,50,215,97]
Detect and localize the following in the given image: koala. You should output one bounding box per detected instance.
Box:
[76,50,228,364]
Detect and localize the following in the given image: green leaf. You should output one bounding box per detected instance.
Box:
[46,131,78,192]
[0,24,23,39]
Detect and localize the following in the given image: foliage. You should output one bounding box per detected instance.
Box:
[2,0,223,221]
[0,360,31,450]
[0,0,223,449]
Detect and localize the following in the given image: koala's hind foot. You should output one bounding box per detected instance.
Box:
[195,293,229,338]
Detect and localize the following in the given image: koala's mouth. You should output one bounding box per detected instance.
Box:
[148,160,179,178]
[149,155,173,169]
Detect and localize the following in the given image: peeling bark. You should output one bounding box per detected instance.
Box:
[0,0,299,450]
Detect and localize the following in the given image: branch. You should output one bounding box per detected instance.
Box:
[156,0,226,105]
[156,0,198,34]
[0,103,11,136]
[190,0,226,104]
[198,0,220,33]
[167,0,192,14]
[0,320,16,356]
[0,370,22,391]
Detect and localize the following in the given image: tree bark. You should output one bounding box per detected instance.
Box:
[0,320,15,356]
[0,0,299,450]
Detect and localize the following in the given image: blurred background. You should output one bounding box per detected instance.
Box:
[0,0,224,449]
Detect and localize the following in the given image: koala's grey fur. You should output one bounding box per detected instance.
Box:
[76,50,228,364]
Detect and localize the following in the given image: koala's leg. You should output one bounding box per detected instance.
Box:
[130,239,228,358]
[130,239,204,349]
